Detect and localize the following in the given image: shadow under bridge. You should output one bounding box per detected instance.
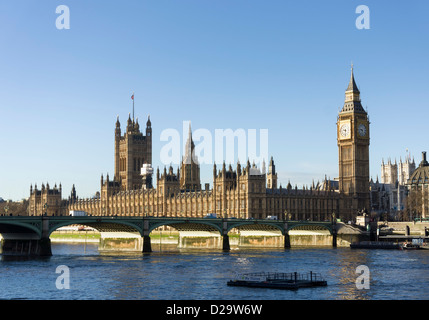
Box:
[148,219,225,251]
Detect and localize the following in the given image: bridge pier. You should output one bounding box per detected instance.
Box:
[222,235,230,251]
[142,220,152,253]
[284,223,291,249]
[222,221,230,251]
[332,231,337,247]
[284,233,291,249]
[332,221,337,248]
[142,235,152,253]
[39,238,52,256]
[40,217,52,256]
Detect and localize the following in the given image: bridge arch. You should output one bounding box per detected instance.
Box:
[226,221,285,235]
[0,220,42,238]
[287,222,333,234]
[47,218,143,237]
[148,219,223,235]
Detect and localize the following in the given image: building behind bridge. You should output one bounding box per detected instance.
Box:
[29,68,376,222]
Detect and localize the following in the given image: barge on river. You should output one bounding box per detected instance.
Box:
[350,240,429,250]
[350,241,401,249]
[227,272,327,290]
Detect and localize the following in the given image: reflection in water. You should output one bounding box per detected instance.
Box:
[1,243,428,300]
[332,250,372,300]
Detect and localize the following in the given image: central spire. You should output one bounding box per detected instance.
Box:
[183,122,197,165]
[180,121,201,191]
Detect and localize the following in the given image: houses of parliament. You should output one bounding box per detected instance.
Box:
[28,68,371,222]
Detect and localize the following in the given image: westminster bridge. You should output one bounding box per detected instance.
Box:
[0,216,338,256]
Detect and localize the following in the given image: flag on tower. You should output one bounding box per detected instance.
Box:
[131,92,135,121]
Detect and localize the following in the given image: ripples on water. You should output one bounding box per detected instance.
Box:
[1,243,428,300]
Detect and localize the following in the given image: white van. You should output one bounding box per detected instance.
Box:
[266,215,278,220]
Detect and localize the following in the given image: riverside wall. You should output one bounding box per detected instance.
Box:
[380,222,429,235]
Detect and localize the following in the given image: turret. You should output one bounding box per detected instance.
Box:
[115,115,121,131]
[114,116,121,181]
[127,113,133,132]
[146,115,152,135]
[267,156,278,189]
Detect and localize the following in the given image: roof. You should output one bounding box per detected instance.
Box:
[408,152,429,185]
[341,100,366,113]
[346,68,360,93]
[341,67,366,114]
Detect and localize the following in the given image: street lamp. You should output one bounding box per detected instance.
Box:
[285,210,292,221]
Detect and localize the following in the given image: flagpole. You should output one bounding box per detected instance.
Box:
[132,92,135,122]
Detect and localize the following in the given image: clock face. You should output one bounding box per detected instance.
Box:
[358,124,367,137]
[340,123,350,138]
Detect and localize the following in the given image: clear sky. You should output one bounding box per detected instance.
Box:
[0,0,428,201]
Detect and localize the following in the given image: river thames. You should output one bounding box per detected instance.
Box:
[0,243,428,300]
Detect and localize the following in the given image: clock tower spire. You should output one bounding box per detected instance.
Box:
[337,65,370,220]
[345,64,360,102]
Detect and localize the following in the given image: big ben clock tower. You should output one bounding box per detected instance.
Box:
[337,66,370,219]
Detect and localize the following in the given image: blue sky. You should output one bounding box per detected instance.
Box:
[0,0,428,201]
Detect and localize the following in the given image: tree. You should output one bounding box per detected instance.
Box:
[0,200,29,216]
[406,187,423,221]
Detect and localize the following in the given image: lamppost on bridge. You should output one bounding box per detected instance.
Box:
[285,210,292,222]
[331,211,337,248]
[284,210,292,249]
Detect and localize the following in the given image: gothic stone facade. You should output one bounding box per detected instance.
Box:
[337,66,370,219]
[30,68,371,222]
[115,114,152,191]
[406,152,429,219]
[369,157,416,218]
[28,183,63,216]
[66,160,340,221]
